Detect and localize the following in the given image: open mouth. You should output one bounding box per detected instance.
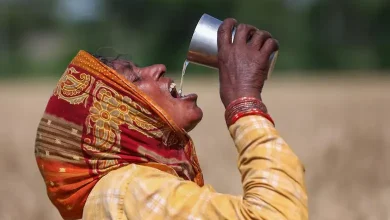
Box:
[168,81,198,101]
[169,82,180,98]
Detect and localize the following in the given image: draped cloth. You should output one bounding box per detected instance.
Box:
[34,50,204,220]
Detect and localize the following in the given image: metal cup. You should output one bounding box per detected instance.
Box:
[187,13,278,77]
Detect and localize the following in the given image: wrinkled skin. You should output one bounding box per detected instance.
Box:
[107,59,203,132]
[107,18,278,132]
[217,18,279,107]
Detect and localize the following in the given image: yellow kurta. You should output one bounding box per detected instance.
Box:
[83,116,308,219]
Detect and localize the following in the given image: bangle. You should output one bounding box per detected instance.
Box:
[225,97,275,126]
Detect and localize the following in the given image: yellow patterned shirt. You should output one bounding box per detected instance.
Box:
[83,116,308,219]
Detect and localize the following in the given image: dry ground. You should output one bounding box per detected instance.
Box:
[1,75,389,220]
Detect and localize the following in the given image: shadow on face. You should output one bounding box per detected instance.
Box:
[95,56,203,132]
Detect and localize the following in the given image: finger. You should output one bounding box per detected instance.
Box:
[247,30,272,50]
[259,38,279,57]
[217,18,237,50]
[234,24,257,45]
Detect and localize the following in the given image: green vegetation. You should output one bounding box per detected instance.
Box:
[1,0,390,78]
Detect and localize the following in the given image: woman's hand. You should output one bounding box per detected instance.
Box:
[217,18,279,108]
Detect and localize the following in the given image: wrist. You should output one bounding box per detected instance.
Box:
[225,97,274,126]
[222,90,262,108]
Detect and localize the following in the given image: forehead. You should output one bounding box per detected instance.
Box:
[109,59,140,71]
[113,59,136,66]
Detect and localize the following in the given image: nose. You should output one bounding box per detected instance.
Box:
[142,64,166,80]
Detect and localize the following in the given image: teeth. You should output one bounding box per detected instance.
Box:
[169,83,176,93]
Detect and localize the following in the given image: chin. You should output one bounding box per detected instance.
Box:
[183,107,203,132]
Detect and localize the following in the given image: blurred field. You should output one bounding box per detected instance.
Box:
[1,75,390,220]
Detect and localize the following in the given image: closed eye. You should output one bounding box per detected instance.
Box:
[122,72,141,83]
[132,75,141,83]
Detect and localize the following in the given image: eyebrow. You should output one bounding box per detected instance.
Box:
[125,61,141,70]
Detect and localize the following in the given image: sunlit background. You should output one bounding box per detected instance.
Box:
[1,0,390,219]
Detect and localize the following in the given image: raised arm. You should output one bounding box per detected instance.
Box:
[83,18,308,220]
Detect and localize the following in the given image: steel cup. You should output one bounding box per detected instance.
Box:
[187,13,278,77]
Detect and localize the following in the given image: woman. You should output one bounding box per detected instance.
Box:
[35,19,308,219]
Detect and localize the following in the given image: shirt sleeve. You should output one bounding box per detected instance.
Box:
[83,115,308,220]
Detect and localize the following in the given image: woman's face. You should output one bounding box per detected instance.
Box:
[109,59,203,132]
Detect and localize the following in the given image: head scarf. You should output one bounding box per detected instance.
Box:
[35,50,204,219]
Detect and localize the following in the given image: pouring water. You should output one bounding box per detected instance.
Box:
[178,59,189,97]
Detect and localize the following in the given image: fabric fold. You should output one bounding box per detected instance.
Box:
[35,50,203,219]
